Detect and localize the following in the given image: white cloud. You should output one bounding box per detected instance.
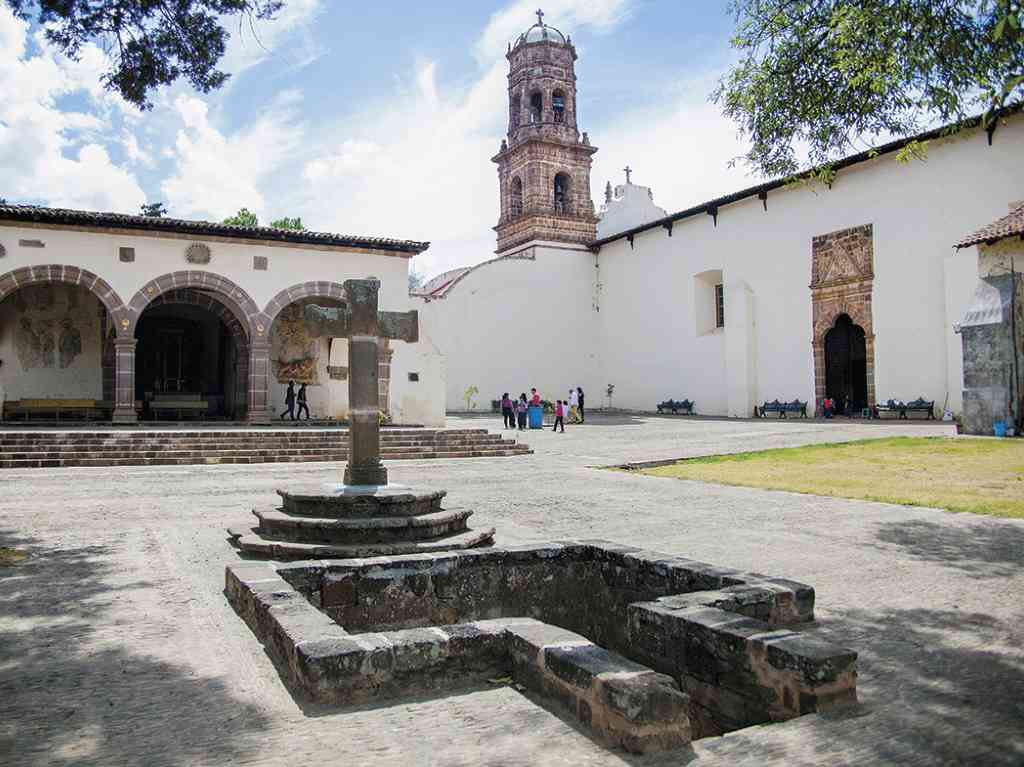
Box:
[0,6,145,211]
[219,0,325,78]
[160,91,305,221]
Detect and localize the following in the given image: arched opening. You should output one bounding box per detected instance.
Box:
[552,90,566,123]
[554,172,571,214]
[134,291,248,419]
[824,314,868,415]
[0,282,108,418]
[510,176,523,217]
[510,90,521,130]
[529,91,543,123]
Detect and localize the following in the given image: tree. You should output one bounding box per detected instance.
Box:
[714,1,1024,178]
[140,202,167,217]
[269,216,304,230]
[5,0,284,110]
[408,268,425,292]
[223,207,259,227]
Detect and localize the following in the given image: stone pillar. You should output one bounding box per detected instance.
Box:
[344,280,387,486]
[246,341,272,423]
[112,338,137,423]
[378,340,393,416]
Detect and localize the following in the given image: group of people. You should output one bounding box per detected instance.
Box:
[279,380,311,420]
[499,387,585,433]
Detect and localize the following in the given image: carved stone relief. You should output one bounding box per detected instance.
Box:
[185,242,212,264]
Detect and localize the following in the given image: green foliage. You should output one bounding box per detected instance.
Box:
[140,202,167,217]
[408,268,425,292]
[270,216,305,231]
[223,207,260,228]
[714,0,1024,178]
[5,1,284,110]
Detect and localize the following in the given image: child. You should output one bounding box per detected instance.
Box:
[516,393,528,430]
[552,399,565,432]
[569,388,579,423]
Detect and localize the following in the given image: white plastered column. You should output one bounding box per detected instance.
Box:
[725,280,758,417]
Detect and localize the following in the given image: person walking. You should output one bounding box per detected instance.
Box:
[516,393,528,430]
[552,399,565,432]
[296,383,310,420]
[577,386,585,422]
[569,388,579,423]
[279,380,296,420]
[500,392,514,429]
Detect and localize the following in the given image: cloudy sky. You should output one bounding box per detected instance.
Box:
[0,1,764,278]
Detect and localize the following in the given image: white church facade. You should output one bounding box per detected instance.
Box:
[416,14,1024,425]
[0,207,445,425]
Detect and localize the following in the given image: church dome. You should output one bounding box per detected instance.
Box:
[515,11,567,47]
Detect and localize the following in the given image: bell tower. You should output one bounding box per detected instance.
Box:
[493,9,598,254]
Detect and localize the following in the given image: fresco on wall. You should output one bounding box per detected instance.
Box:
[7,285,88,371]
[59,318,83,369]
[15,317,55,369]
[272,304,319,384]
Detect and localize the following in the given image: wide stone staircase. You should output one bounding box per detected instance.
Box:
[0,428,531,469]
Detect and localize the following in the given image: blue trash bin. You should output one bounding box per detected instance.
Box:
[528,405,544,429]
[994,420,1007,438]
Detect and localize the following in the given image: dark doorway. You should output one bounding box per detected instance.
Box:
[825,314,868,415]
[135,303,242,419]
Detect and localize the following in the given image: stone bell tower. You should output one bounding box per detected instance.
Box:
[493,9,598,254]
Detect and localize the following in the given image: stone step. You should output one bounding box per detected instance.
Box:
[253,506,474,544]
[0,447,532,469]
[0,435,509,449]
[277,486,446,518]
[228,525,496,560]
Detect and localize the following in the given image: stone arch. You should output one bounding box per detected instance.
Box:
[261,281,347,329]
[126,270,260,339]
[141,288,251,418]
[0,264,129,337]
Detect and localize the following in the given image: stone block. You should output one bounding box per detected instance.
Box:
[322,572,358,609]
[544,644,650,690]
[596,671,688,724]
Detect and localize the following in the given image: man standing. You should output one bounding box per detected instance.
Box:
[296,383,311,420]
[280,380,296,421]
[577,387,585,423]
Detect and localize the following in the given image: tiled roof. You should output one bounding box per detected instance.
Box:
[0,204,430,255]
[956,202,1024,249]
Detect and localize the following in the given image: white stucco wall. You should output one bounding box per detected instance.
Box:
[597,182,667,238]
[421,116,1024,418]
[418,243,599,412]
[0,226,442,424]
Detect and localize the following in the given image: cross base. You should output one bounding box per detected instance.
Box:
[344,464,389,487]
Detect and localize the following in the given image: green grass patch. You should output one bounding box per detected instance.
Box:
[639,437,1024,518]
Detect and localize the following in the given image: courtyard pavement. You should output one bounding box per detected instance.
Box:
[1,414,1022,766]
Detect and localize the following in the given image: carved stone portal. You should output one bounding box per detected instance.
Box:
[810,224,876,413]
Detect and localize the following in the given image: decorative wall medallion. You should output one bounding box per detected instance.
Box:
[120,318,130,330]
[119,247,135,263]
[185,242,212,264]
[253,255,268,271]
[0,243,6,258]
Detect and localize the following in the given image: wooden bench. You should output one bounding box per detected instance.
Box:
[148,395,209,420]
[758,399,808,418]
[2,398,109,422]
[656,399,695,415]
[873,398,935,420]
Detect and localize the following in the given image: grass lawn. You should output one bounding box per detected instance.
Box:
[639,437,1024,519]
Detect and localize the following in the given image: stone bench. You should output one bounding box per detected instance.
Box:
[2,398,110,421]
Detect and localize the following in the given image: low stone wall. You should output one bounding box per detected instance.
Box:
[225,540,856,753]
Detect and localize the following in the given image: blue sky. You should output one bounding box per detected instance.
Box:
[0,1,763,277]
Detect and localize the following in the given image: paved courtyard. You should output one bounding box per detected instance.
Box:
[2,415,1022,766]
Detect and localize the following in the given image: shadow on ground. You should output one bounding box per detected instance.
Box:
[0,529,271,767]
[873,518,1024,578]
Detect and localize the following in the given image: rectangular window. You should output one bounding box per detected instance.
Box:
[715,284,725,328]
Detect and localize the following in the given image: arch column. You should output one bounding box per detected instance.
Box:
[112,339,138,423]
[246,340,272,423]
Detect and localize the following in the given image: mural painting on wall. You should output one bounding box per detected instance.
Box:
[273,304,320,384]
[8,284,88,371]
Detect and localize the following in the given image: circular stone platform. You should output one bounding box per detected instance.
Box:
[227,484,495,559]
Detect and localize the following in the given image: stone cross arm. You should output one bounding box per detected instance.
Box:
[303,304,419,343]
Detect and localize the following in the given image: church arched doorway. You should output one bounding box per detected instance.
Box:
[824,314,868,415]
[134,291,249,420]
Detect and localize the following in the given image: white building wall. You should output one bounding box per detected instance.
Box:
[418,244,599,411]
[421,117,1024,419]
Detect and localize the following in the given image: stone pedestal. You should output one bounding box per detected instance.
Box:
[228,484,494,559]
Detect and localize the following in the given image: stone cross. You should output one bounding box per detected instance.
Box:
[623,165,632,184]
[536,8,544,25]
[305,279,418,486]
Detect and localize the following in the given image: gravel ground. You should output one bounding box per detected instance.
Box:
[1,414,1022,767]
